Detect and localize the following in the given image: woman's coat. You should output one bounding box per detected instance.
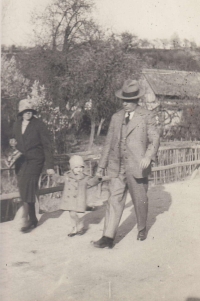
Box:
[12,116,54,202]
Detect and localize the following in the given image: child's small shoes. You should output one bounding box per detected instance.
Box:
[68,228,77,237]
[68,232,77,237]
[77,228,87,235]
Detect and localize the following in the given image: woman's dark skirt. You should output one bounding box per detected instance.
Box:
[16,156,44,203]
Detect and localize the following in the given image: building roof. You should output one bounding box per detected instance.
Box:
[142,69,200,98]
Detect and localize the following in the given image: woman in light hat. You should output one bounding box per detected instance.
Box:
[10,99,55,232]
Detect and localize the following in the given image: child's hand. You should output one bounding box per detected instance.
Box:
[101,176,110,182]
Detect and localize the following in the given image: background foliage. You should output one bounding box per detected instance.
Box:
[1,0,200,155]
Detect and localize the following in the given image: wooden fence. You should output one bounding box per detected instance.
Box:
[151,144,200,184]
[1,144,200,221]
[1,144,200,196]
[0,153,101,222]
[52,145,200,185]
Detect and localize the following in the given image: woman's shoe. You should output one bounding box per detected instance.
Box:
[21,220,38,233]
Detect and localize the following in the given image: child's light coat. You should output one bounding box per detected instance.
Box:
[56,171,101,212]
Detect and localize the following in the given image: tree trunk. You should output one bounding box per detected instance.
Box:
[62,26,71,53]
[52,36,57,51]
[96,118,105,137]
[52,129,57,153]
[88,120,95,151]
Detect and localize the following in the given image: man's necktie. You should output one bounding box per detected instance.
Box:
[125,112,130,124]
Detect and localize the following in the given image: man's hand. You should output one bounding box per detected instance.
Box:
[96,167,104,178]
[140,157,151,170]
[47,169,55,175]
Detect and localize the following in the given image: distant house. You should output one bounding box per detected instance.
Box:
[140,69,200,129]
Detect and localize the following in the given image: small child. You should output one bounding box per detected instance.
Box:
[54,155,107,237]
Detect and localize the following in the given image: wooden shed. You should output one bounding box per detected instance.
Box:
[140,69,200,128]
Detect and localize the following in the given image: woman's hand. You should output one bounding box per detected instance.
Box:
[46,169,55,175]
[9,138,17,147]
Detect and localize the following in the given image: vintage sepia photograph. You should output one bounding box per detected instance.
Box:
[1,0,200,300]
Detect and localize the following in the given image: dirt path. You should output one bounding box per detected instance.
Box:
[1,178,200,301]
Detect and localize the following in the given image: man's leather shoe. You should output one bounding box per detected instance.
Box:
[137,228,147,241]
[93,236,114,249]
[86,206,95,211]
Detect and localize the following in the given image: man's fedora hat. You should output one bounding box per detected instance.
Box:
[115,79,144,100]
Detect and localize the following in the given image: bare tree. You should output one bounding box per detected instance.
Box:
[170,32,182,49]
[160,39,170,49]
[32,0,94,52]
[1,0,13,22]
[139,38,152,49]
[120,31,139,51]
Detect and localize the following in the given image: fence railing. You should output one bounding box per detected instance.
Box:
[1,144,200,196]
[52,145,200,185]
[151,144,200,184]
[0,154,100,222]
[1,143,200,221]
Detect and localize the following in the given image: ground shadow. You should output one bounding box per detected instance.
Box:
[80,203,107,231]
[186,298,200,301]
[38,184,172,239]
[38,210,64,226]
[147,185,172,231]
[114,203,137,244]
[38,188,109,228]
[115,185,172,244]
[37,202,107,230]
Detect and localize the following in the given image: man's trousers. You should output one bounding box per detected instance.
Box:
[22,202,37,224]
[103,170,148,239]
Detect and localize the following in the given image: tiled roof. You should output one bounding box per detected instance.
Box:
[142,69,200,98]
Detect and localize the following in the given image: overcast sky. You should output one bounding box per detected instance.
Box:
[1,0,200,46]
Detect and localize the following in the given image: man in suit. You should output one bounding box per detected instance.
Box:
[93,79,160,248]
